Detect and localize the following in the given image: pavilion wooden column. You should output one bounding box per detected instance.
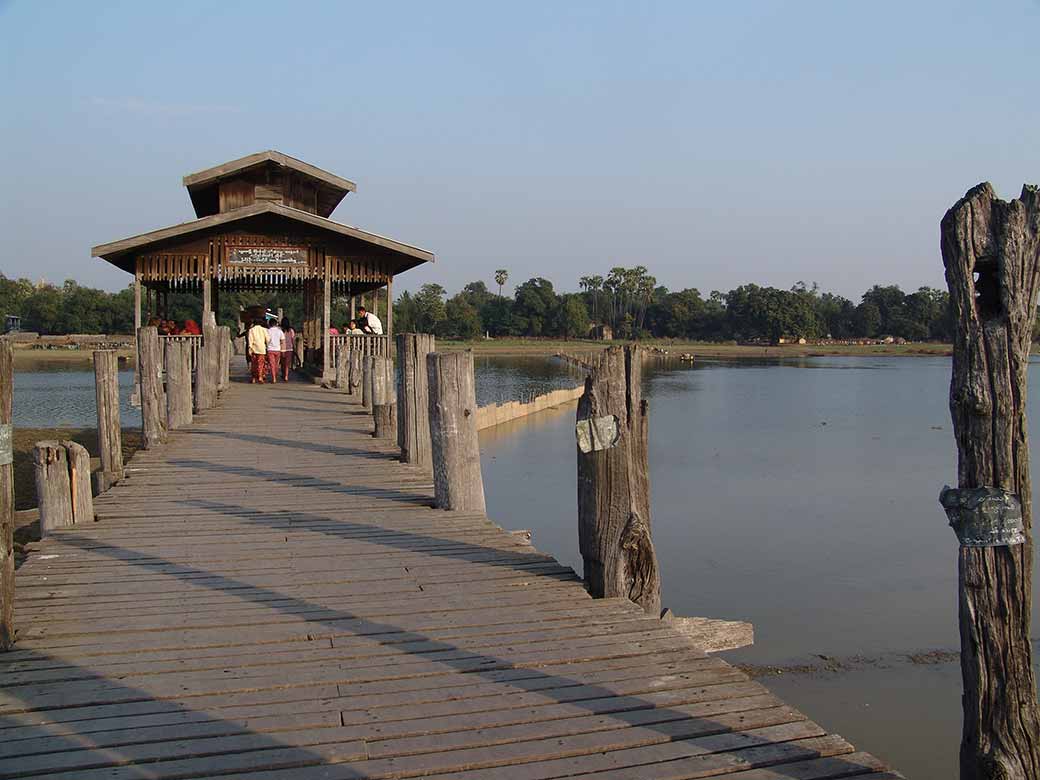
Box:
[386,277,393,336]
[322,253,332,379]
[133,266,142,333]
[940,182,1040,780]
[0,339,14,650]
[202,277,213,329]
[576,345,661,616]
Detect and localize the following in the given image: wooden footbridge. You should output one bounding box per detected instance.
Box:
[1,373,900,779]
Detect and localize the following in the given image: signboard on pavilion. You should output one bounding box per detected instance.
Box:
[227,247,308,267]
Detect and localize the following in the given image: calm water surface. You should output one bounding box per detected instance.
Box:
[479,355,1040,780]
[13,364,139,428]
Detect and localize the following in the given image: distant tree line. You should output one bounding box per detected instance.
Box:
[2,269,962,343]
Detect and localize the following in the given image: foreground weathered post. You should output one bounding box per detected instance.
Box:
[165,340,193,430]
[347,349,362,396]
[64,440,93,525]
[217,326,231,392]
[575,344,661,616]
[427,351,485,512]
[195,320,219,412]
[396,333,434,466]
[34,442,73,536]
[362,355,374,411]
[92,349,123,493]
[939,182,1040,780]
[137,326,166,449]
[0,339,13,649]
[371,356,397,440]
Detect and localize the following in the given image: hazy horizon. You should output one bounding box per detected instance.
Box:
[2,1,1037,300]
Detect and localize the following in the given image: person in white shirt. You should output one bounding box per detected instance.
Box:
[266,321,285,383]
[357,306,383,335]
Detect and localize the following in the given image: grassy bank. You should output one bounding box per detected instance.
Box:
[13,427,142,513]
[436,338,953,359]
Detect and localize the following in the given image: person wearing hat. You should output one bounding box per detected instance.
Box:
[356,306,383,335]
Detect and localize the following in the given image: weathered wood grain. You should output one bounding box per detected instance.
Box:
[32,441,72,536]
[164,339,193,430]
[428,351,485,512]
[0,339,12,650]
[92,349,123,492]
[137,326,166,448]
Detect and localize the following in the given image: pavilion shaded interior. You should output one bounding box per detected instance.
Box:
[92,150,434,374]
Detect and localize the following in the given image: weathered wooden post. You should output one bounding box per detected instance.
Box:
[137,326,166,449]
[92,349,123,493]
[939,183,1040,780]
[195,321,219,412]
[336,346,349,390]
[217,326,231,392]
[348,349,363,397]
[33,442,73,535]
[396,333,434,466]
[576,344,660,616]
[0,339,14,649]
[371,356,397,440]
[64,441,93,525]
[361,355,374,411]
[165,339,193,430]
[427,351,485,512]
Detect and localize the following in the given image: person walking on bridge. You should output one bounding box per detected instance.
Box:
[266,319,285,383]
[247,319,269,384]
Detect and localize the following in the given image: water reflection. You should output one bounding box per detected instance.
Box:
[13,366,140,428]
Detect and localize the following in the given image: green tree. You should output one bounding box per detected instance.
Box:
[413,283,447,333]
[439,294,483,340]
[494,269,509,297]
[854,301,882,337]
[556,294,590,338]
[513,277,558,336]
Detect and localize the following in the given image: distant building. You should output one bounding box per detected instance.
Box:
[4,315,21,333]
[589,324,613,341]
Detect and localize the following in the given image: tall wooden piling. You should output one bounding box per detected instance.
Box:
[427,351,485,512]
[362,355,374,411]
[217,326,231,392]
[940,182,1040,779]
[336,346,349,390]
[371,356,397,440]
[348,349,362,396]
[396,333,434,466]
[165,340,193,430]
[195,321,219,412]
[0,339,13,650]
[137,327,166,449]
[34,441,73,536]
[575,344,661,616]
[92,349,123,492]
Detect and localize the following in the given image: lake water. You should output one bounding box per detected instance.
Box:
[12,363,140,428]
[479,355,1040,780]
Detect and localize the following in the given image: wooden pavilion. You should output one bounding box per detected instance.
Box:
[92,150,434,375]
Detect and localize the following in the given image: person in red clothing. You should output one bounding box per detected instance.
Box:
[181,319,202,335]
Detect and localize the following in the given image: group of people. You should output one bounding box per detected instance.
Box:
[147,317,202,335]
[329,306,383,336]
[246,318,297,384]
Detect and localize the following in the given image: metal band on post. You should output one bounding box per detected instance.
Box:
[939,485,1026,547]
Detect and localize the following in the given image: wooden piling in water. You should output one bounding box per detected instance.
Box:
[427,351,485,512]
[940,182,1040,778]
[361,355,374,411]
[371,356,397,440]
[576,344,661,616]
[396,333,434,467]
[137,327,166,449]
[92,349,123,493]
[165,340,193,430]
[0,339,13,650]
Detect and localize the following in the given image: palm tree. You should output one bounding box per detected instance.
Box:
[494,269,509,297]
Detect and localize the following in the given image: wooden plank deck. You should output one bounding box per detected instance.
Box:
[1,375,901,779]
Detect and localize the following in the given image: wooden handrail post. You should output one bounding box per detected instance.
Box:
[396,333,434,466]
[64,440,93,526]
[576,344,661,616]
[940,183,1040,779]
[427,351,485,512]
[336,345,349,390]
[92,349,123,493]
[361,355,374,411]
[137,326,166,449]
[0,339,13,650]
[195,322,218,412]
[371,356,397,440]
[165,340,193,430]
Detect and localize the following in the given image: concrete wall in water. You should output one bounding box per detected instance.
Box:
[475,385,583,431]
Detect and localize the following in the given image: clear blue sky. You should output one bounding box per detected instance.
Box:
[2,1,1038,300]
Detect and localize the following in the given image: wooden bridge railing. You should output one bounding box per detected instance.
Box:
[329,334,391,372]
[158,334,202,376]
